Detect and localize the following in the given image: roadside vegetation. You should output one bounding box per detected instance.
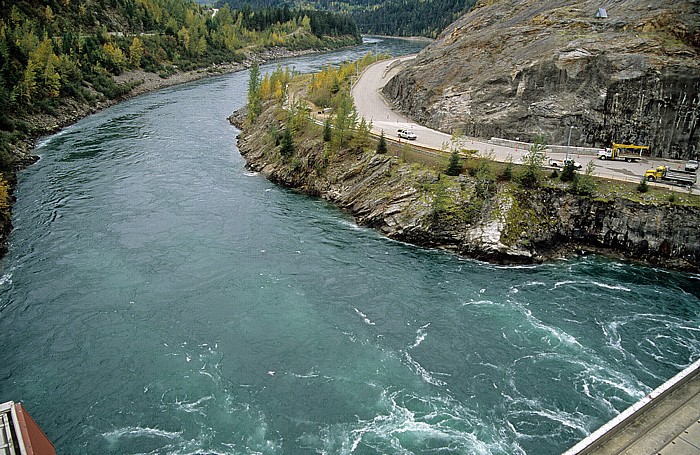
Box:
[246,52,387,159]
[245,55,700,213]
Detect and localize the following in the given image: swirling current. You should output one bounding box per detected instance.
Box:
[1,37,699,454]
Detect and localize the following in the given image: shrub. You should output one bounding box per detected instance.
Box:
[323,118,332,142]
[569,161,597,196]
[559,161,576,182]
[498,158,513,182]
[637,176,649,193]
[517,137,547,188]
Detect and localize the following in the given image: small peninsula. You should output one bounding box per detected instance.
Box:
[231,62,700,272]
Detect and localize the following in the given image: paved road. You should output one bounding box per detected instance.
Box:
[351,56,695,188]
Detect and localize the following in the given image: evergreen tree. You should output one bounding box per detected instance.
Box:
[445,151,462,176]
[280,127,294,158]
[332,93,356,149]
[499,157,513,181]
[376,130,387,154]
[323,117,332,142]
[559,160,576,182]
[351,117,371,151]
[247,62,262,122]
[517,137,547,188]
[569,161,597,195]
[637,176,649,193]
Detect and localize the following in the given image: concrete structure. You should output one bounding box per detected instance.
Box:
[566,358,700,454]
[0,402,55,455]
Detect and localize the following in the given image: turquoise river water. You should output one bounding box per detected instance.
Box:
[1,37,699,454]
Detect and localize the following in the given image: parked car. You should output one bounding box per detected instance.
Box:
[397,129,417,140]
[685,159,698,172]
[548,158,582,169]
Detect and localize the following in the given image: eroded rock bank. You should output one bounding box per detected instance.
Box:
[232,105,700,272]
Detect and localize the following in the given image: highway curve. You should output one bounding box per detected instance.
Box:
[351,56,694,188]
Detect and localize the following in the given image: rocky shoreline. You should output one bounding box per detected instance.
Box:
[231,105,700,272]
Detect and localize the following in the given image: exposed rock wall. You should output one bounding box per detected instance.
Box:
[383,0,700,159]
[233,105,700,271]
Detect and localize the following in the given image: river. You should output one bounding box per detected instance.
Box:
[1,37,699,454]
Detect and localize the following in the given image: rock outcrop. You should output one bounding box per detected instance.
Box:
[383,0,700,159]
[233,104,700,271]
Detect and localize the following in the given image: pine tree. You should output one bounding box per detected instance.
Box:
[445,151,462,176]
[247,62,262,122]
[351,117,371,151]
[280,127,294,158]
[323,118,332,142]
[376,130,387,154]
[332,93,356,149]
[559,160,576,182]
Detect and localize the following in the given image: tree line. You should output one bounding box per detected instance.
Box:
[0,0,360,175]
[216,2,358,38]
[215,0,477,38]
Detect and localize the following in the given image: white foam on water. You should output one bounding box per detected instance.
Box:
[0,272,11,287]
[290,370,320,379]
[354,307,376,325]
[462,299,500,307]
[311,388,523,454]
[337,219,365,231]
[410,323,429,349]
[102,426,182,441]
[35,128,68,149]
[402,352,446,386]
[174,396,213,414]
[553,280,582,289]
[516,304,582,349]
[590,281,631,292]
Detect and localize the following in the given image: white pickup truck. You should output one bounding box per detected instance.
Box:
[548,158,582,169]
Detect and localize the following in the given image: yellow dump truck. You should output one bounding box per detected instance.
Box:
[645,166,697,186]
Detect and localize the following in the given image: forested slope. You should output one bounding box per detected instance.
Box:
[216,0,475,37]
[0,0,359,255]
[0,0,359,168]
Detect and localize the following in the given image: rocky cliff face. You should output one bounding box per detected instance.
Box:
[383,0,700,159]
[233,105,700,271]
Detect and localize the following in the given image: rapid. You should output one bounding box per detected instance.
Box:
[1,37,698,454]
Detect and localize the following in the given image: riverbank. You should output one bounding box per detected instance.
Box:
[232,103,700,272]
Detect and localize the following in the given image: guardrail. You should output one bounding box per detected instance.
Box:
[488,137,610,157]
[564,357,700,454]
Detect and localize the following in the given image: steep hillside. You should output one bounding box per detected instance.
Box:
[383,0,700,158]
